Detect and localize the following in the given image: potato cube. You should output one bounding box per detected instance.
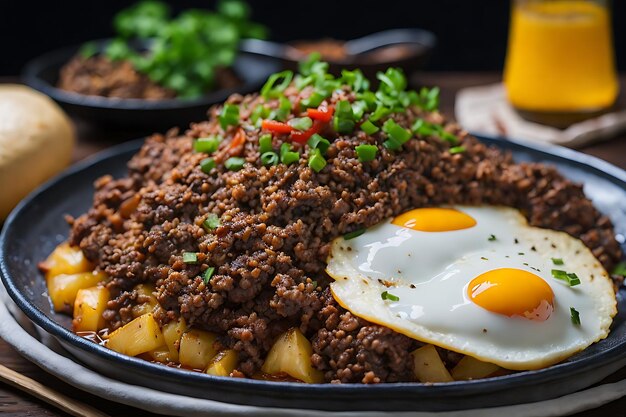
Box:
[40,242,92,279]
[451,356,501,381]
[178,329,218,370]
[147,347,173,363]
[72,286,109,332]
[206,349,238,377]
[411,344,453,383]
[162,317,187,362]
[261,328,323,383]
[105,313,165,357]
[131,284,158,318]
[48,271,107,313]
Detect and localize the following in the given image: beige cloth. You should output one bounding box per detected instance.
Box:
[455,83,626,148]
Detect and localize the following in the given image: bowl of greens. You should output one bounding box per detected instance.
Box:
[21,0,280,129]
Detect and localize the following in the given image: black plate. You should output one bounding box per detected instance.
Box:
[21,40,281,130]
[2,136,626,412]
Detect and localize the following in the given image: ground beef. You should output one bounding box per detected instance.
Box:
[69,85,623,383]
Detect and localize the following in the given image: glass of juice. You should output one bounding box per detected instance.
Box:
[504,0,619,127]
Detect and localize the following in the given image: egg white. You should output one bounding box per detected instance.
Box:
[327,206,617,370]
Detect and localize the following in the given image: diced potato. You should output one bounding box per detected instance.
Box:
[161,317,187,362]
[147,347,173,363]
[72,286,109,332]
[40,242,92,279]
[105,313,165,357]
[451,356,501,381]
[206,349,238,377]
[48,271,107,312]
[411,344,453,383]
[178,329,218,370]
[261,328,323,384]
[131,284,158,318]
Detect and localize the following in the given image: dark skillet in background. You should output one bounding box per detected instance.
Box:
[1,135,626,412]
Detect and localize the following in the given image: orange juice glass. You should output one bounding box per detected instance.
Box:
[504,0,618,125]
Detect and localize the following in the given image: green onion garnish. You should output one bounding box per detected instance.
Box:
[301,91,326,108]
[381,291,400,302]
[382,119,411,145]
[259,134,273,154]
[570,307,581,325]
[551,269,581,286]
[488,234,497,241]
[224,157,245,171]
[355,144,378,162]
[200,157,216,174]
[261,70,294,99]
[288,117,313,131]
[193,136,221,154]
[383,137,402,151]
[280,143,300,165]
[261,151,279,166]
[612,261,626,276]
[360,119,379,135]
[250,104,270,126]
[307,134,330,155]
[552,258,564,265]
[203,267,215,284]
[370,104,391,122]
[308,148,327,172]
[344,228,365,240]
[351,101,368,120]
[202,214,220,232]
[449,146,466,154]
[333,100,356,134]
[183,252,198,264]
[219,104,240,129]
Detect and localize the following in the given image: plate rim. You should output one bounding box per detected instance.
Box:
[2,135,626,401]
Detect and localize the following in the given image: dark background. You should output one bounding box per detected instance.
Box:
[1,0,625,76]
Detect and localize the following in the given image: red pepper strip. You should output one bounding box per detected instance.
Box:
[215,127,246,162]
[262,119,293,134]
[307,106,335,123]
[290,119,325,144]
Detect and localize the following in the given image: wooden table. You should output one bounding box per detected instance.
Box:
[1,73,626,416]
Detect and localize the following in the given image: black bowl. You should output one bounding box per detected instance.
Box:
[21,39,281,130]
[1,136,626,412]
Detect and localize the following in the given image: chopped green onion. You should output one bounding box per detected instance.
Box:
[439,130,459,144]
[334,118,356,134]
[288,117,313,131]
[351,101,368,120]
[382,119,412,145]
[261,70,293,99]
[280,143,300,165]
[449,146,466,154]
[381,291,400,302]
[551,269,581,286]
[224,157,245,171]
[202,214,220,231]
[383,137,402,151]
[203,267,215,284]
[307,134,330,155]
[269,96,292,121]
[250,104,270,126]
[308,148,327,172]
[259,134,273,154]
[183,252,198,264]
[552,258,564,266]
[360,119,379,135]
[355,144,378,162]
[301,91,326,108]
[344,228,365,240]
[333,100,356,134]
[488,234,497,241]
[567,273,581,286]
[200,157,216,174]
[570,307,581,325]
[193,136,221,154]
[261,151,279,166]
[612,261,626,276]
[369,104,391,122]
[219,104,239,129]
[412,119,437,136]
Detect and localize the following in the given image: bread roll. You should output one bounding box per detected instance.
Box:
[0,85,75,220]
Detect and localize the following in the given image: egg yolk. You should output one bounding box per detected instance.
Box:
[392,208,477,232]
[468,268,555,321]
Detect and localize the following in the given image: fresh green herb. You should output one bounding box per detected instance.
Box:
[552,269,581,286]
[369,104,391,122]
[182,252,198,264]
[308,148,327,172]
[259,134,273,154]
[307,134,330,155]
[344,228,365,240]
[280,143,300,165]
[261,70,294,99]
[333,100,356,134]
[570,307,581,325]
[383,137,402,151]
[612,261,626,276]
[200,157,216,173]
[518,252,525,255]
[261,151,279,166]
[351,101,369,120]
[360,119,379,135]
[288,117,313,131]
[301,91,326,108]
[566,273,581,286]
[355,144,378,162]
[488,234,497,241]
[449,146,466,154]
[269,96,291,121]
[381,291,400,302]
[79,41,99,59]
[382,119,411,146]
[202,214,220,231]
[194,136,221,153]
[224,156,245,171]
[203,267,215,284]
[250,104,270,126]
[551,258,564,266]
[219,104,240,129]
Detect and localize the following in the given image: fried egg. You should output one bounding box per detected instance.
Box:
[327,206,617,370]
